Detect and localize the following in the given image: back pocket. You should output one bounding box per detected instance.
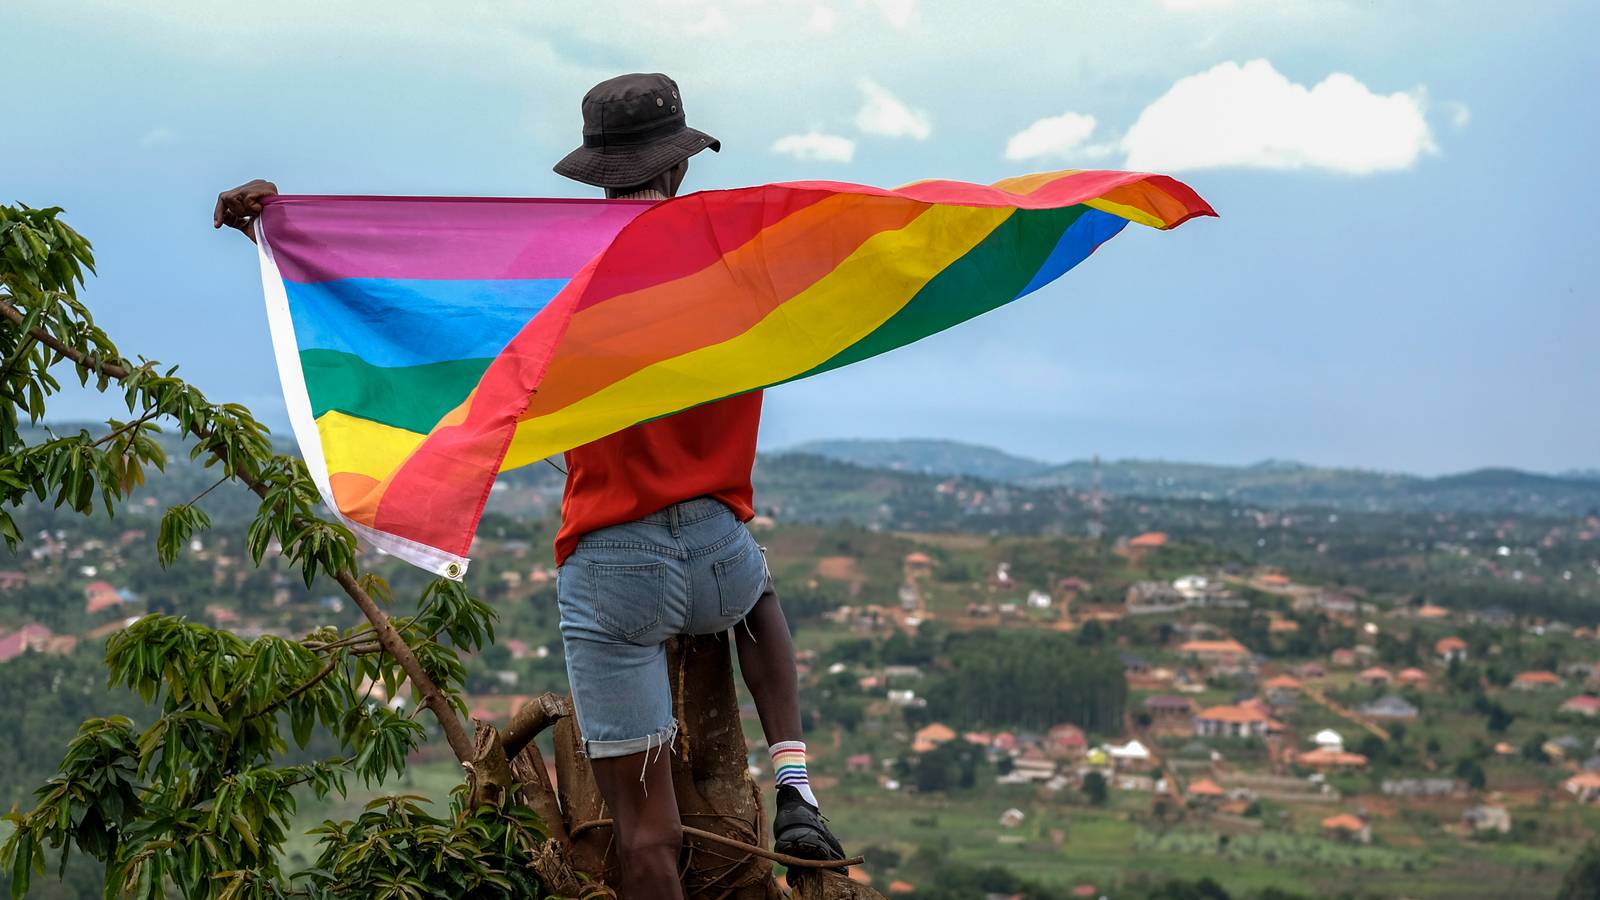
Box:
[587,561,668,642]
[713,535,766,618]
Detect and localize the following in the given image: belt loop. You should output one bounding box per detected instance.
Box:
[669,503,682,538]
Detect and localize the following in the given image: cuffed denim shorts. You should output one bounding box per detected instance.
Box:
[556,497,768,759]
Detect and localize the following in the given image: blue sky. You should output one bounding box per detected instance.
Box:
[4,0,1595,475]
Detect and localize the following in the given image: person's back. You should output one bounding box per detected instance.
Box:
[554,391,762,565]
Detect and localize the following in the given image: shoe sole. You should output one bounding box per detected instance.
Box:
[775,829,845,862]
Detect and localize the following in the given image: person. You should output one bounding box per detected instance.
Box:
[214,71,845,900]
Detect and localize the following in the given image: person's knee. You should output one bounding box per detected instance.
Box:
[622,819,683,861]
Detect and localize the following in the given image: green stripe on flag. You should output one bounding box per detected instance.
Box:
[301,348,491,434]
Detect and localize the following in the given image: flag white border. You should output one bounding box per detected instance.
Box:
[253,219,471,581]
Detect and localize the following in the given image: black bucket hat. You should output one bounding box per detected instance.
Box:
[553,73,720,189]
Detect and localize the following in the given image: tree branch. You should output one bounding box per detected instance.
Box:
[0,297,476,763]
[569,820,864,870]
[501,691,572,760]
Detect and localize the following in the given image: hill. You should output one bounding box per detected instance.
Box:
[785,438,1054,482]
[787,439,1600,516]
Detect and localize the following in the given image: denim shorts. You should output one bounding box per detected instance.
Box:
[556,497,768,759]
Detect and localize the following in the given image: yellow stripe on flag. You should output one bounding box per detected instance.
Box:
[317,410,425,482]
[501,203,1014,469]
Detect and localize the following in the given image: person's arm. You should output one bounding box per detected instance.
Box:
[212,179,279,244]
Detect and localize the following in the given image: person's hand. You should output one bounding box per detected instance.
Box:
[213,179,278,236]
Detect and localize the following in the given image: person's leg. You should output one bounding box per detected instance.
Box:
[589,746,684,900]
[682,506,844,861]
[734,580,803,746]
[733,579,844,860]
[556,533,690,896]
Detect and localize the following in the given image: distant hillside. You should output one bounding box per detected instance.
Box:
[787,439,1600,517]
[784,438,1053,482]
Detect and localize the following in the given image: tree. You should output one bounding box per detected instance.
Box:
[0,205,856,898]
[1082,771,1109,806]
[1558,841,1600,900]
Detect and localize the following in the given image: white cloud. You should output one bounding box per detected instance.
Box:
[855,78,931,140]
[771,131,856,163]
[1122,59,1436,174]
[1004,112,1098,161]
[1444,100,1471,129]
[137,127,176,149]
[1162,0,1237,8]
[805,5,838,32]
[870,0,915,29]
[683,7,733,35]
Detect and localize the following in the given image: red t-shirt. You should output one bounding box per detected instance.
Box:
[553,392,762,565]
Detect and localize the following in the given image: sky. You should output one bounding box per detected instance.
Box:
[4,0,1596,476]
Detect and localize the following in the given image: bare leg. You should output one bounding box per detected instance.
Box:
[734,581,803,746]
[588,747,684,900]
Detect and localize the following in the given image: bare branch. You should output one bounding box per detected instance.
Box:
[568,820,864,870]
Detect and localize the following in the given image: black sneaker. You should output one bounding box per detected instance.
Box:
[773,785,847,861]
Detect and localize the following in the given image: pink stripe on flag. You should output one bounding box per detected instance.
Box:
[258,196,653,284]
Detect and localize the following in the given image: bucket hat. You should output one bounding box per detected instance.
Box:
[553,73,720,188]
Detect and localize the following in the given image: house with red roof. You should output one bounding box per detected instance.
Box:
[1397,667,1430,687]
[1435,636,1469,663]
[0,624,55,663]
[84,580,124,615]
[1357,667,1393,687]
[1559,695,1600,718]
[1513,670,1565,691]
[1194,704,1270,739]
[1321,813,1371,843]
[1044,723,1087,758]
[1179,639,1251,666]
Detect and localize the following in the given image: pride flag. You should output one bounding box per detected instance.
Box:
[254,170,1214,578]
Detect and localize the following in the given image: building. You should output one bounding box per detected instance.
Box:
[1296,590,1359,616]
[1263,674,1303,704]
[1357,667,1393,687]
[1462,805,1512,834]
[1127,532,1168,551]
[1559,696,1600,718]
[1187,777,1226,802]
[1044,723,1088,759]
[1513,671,1565,691]
[1126,581,1186,615]
[1566,773,1600,803]
[0,624,56,663]
[1144,695,1198,733]
[1297,748,1368,770]
[1321,814,1371,844]
[1194,705,1270,739]
[1435,636,1469,663]
[1108,740,1154,771]
[1397,667,1430,687]
[1179,639,1252,667]
[1382,778,1459,797]
[1360,695,1420,721]
[912,722,956,753]
[1313,729,1345,752]
[1330,648,1359,668]
[83,580,123,615]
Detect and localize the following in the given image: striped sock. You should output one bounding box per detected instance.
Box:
[769,740,818,808]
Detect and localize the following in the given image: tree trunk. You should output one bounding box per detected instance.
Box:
[496,636,882,898]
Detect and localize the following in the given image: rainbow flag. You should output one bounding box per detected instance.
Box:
[254,170,1214,578]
